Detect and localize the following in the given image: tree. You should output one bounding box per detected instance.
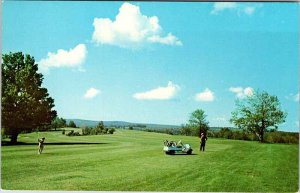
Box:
[188,109,209,137]
[95,121,105,134]
[51,117,67,130]
[68,121,77,128]
[2,52,57,143]
[180,124,192,136]
[108,128,116,134]
[230,90,287,142]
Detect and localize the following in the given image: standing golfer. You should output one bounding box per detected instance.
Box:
[200,133,207,152]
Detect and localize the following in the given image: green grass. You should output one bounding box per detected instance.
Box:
[1,128,298,192]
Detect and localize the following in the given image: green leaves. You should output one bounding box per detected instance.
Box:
[188,109,209,135]
[230,90,287,142]
[2,52,57,143]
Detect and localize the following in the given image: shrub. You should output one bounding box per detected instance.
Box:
[82,127,91,136]
[66,130,74,136]
[1,129,8,140]
[66,130,81,136]
[103,128,108,134]
[265,131,298,144]
[165,129,173,135]
[108,128,115,134]
[73,131,80,136]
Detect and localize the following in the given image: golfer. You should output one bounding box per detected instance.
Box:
[200,132,207,152]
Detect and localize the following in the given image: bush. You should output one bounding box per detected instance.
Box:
[165,129,173,135]
[265,131,298,144]
[66,130,74,136]
[73,131,80,136]
[82,127,91,135]
[103,128,108,134]
[1,128,8,140]
[108,128,115,134]
[66,130,81,136]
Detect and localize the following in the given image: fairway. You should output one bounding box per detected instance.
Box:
[1,129,298,192]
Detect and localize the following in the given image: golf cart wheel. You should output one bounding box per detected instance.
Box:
[187,150,192,155]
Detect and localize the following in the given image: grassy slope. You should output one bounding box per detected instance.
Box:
[1,129,298,192]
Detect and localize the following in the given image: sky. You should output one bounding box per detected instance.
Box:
[3,2,299,131]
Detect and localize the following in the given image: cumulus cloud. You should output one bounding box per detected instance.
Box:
[195,88,215,102]
[229,87,254,99]
[294,93,299,102]
[39,44,87,72]
[211,2,259,16]
[92,2,182,48]
[286,92,299,102]
[243,6,256,15]
[211,2,238,14]
[133,81,180,100]
[84,88,100,99]
[147,33,182,46]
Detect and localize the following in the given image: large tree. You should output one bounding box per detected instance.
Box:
[230,90,287,142]
[2,52,57,143]
[188,109,209,137]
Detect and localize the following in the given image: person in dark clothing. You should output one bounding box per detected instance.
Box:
[200,133,207,152]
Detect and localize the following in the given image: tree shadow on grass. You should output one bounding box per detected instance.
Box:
[166,153,198,156]
[1,141,108,146]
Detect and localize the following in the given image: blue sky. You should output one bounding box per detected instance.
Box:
[3,2,299,131]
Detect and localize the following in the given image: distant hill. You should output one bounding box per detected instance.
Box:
[66,119,181,129]
[66,119,238,131]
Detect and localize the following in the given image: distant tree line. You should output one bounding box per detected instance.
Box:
[206,128,298,144]
[50,117,77,130]
[63,121,115,136]
[140,125,298,144]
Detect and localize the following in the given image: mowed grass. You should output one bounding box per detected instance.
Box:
[1,129,298,192]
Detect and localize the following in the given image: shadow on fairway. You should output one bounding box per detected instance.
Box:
[1,142,108,146]
[167,153,198,156]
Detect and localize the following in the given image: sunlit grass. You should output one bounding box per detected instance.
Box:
[1,129,298,192]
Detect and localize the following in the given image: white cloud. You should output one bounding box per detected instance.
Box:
[244,6,256,15]
[229,87,254,99]
[211,2,237,14]
[39,44,87,72]
[133,81,180,100]
[285,92,299,102]
[211,2,259,16]
[147,33,182,46]
[92,2,182,48]
[294,93,299,102]
[195,88,215,102]
[84,88,100,99]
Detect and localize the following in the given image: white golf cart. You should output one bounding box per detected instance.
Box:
[163,140,193,155]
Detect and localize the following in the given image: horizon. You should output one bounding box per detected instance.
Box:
[3,2,299,132]
[65,118,299,132]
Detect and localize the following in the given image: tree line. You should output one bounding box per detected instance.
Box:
[63,121,116,136]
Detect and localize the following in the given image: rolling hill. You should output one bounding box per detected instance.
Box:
[66,119,181,129]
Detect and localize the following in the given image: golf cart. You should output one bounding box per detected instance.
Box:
[163,140,193,155]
